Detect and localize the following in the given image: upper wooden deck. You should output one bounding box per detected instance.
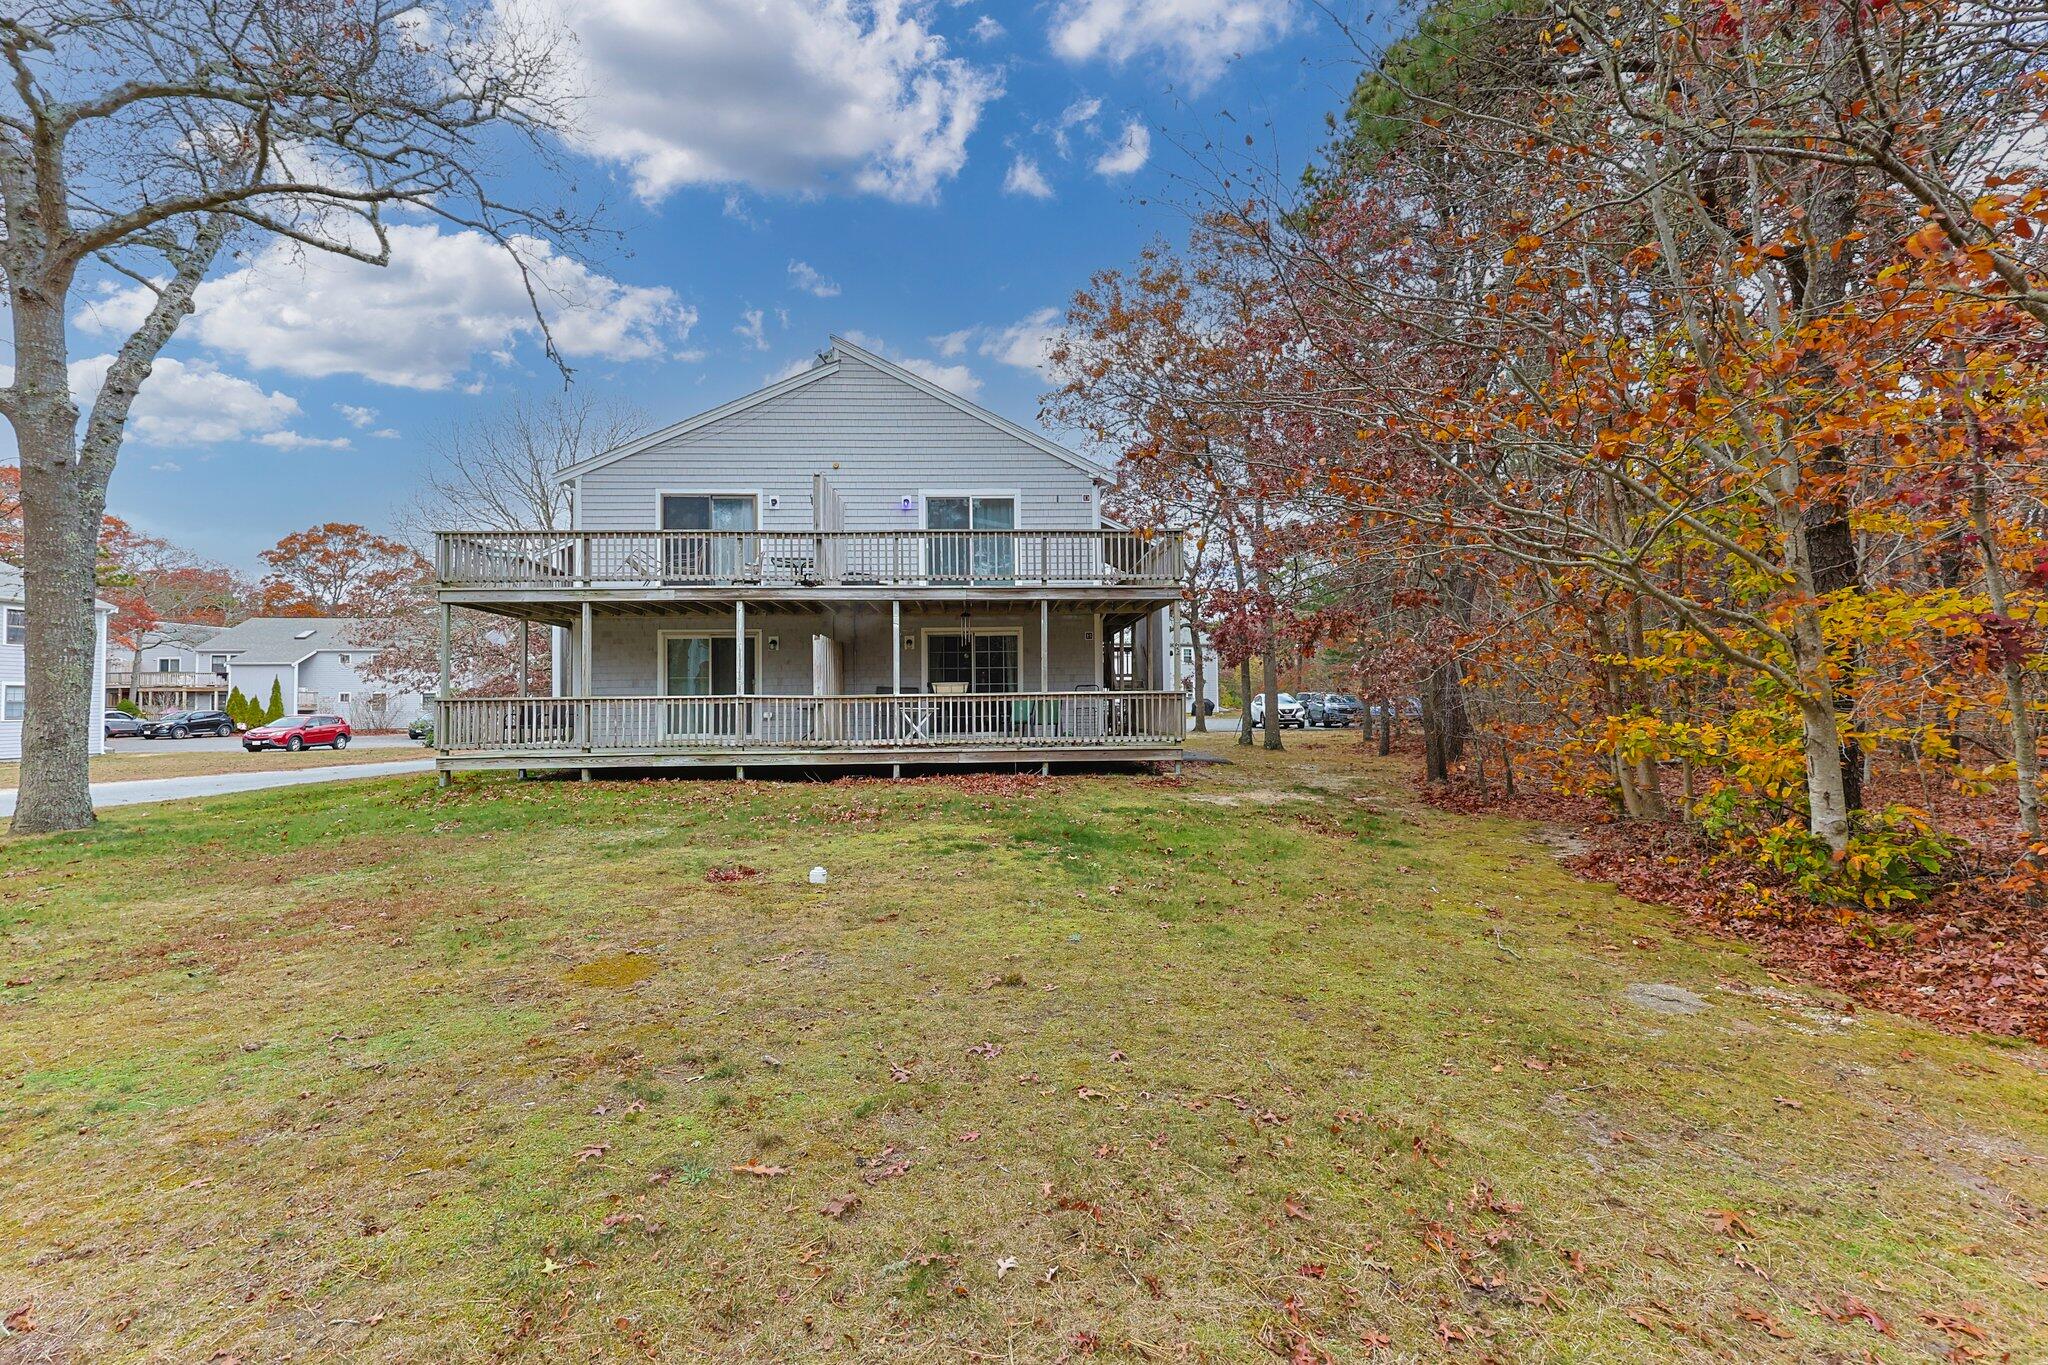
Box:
[435,529,1184,611]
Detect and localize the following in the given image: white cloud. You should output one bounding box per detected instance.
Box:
[929,308,1068,379]
[840,329,981,396]
[81,224,698,390]
[1049,0,1295,87]
[1093,119,1151,176]
[897,357,982,397]
[337,403,380,428]
[1050,95,1102,158]
[255,431,353,450]
[788,259,842,297]
[370,427,402,440]
[1003,155,1054,199]
[149,460,183,473]
[529,0,1003,204]
[970,14,1003,40]
[736,308,769,350]
[67,355,304,446]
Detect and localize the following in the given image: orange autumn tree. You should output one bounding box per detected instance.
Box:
[254,523,431,618]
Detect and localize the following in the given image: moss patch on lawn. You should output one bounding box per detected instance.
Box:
[1,732,2043,1362]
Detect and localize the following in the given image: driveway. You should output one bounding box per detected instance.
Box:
[0,755,436,819]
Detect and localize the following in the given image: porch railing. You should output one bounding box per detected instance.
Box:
[122,671,224,690]
[435,529,1181,591]
[436,691,1185,754]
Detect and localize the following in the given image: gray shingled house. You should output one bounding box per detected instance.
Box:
[430,337,1187,776]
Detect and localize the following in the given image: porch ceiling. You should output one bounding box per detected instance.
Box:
[444,592,1174,629]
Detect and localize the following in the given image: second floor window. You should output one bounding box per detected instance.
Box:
[3,606,23,645]
[156,656,179,673]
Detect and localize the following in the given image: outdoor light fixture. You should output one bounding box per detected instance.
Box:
[767,635,780,652]
[899,496,915,512]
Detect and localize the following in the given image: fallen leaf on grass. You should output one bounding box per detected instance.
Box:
[573,1143,609,1165]
[732,1160,791,1177]
[1707,1208,1756,1238]
[1284,1195,1311,1221]
[819,1193,861,1220]
[855,1145,911,1184]
[705,864,760,883]
[1736,1303,1793,1338]
[954,1130,981,1143]
[995,1256,1019,1278]
[1771,1096,1805,1110]
[1834,1295,1894,1336]
[1921,1311,1988,1341]
[4,1303,34,1334]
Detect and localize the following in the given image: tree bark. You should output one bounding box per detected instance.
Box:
[1967,436,2041,841]
[1187,608,1207,733]
[1253,498,1282,752]
[1377,696,1391,755]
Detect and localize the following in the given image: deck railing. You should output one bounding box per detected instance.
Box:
[435,529,1181,591]
[436,691,1184,754]
[123,671,224,690]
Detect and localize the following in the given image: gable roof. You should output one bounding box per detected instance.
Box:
[554,357,842,482]
[552,335,1109,484]
[202,617,378,665]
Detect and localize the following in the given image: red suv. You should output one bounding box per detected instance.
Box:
[243,714,352,752]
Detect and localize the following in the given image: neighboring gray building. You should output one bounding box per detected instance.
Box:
[430,336,1188,775]
[108,621,228,711]
[1,561,112,761]
[202,617,426,729]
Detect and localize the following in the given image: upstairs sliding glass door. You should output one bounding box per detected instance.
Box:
[926,495,1015,584]
[661,494,758,583]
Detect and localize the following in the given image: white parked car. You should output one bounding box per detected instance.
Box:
[1249,692,1306,729]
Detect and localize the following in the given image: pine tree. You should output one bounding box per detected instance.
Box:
[265,679,285,723]
[227,687,250,727]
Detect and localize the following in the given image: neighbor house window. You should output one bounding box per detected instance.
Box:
[337,653,351,666]
[3,606,23,645]
[339,692,352,704]
[156,656,179,673]
[2,685,22,721]
[209,654,228,672]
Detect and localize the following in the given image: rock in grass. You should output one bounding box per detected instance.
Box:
[1625,982,1708,1015]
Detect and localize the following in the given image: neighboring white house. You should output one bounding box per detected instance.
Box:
[1176,617,1221,715]
[428,335,1188,776]
[201,617,427,729]
[1,561,112,761]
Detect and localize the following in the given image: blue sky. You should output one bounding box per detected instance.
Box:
[53,0,1360,572]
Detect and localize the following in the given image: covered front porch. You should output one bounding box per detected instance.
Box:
[432,597,1185,774]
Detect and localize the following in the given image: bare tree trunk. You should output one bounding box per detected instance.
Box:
[1377,697,1391,756]
[1253,499,1282,753]
[1968,438,2041,840]
[13,428,103,834]
[1780,507,1853,854]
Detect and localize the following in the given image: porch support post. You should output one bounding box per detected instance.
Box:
[437,603,452,699]
[1168,601,1184,696]
[517,618,530,697]
[1039,600,1050,693]
[735,600,747,693]
[579,601,594,694]
[1092,611,1104,687]
[891,600,902,694]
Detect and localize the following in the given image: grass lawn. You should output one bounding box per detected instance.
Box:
[0,743,425,788]
[3,733,2043,1361]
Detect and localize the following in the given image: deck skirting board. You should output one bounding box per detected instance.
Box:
[436,745,1182,773]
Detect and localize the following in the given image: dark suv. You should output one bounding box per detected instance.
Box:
[141,709,237,739]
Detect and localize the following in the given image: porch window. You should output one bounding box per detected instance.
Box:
[925,495,1015,583]
[926,631,1019,694]
[661,494,758,582]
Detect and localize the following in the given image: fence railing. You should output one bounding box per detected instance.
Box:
[436,691,1185,753]
[435,529,1181,590]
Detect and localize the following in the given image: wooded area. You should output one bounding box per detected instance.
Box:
[1054,0,2048,945]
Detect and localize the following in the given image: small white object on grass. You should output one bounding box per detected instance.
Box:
[809,866,828,885]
